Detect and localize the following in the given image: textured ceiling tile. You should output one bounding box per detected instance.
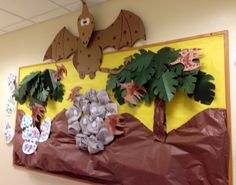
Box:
[66,0,107,12]
[50,0,79,6]
[0,10,22,28]
[0,0,58,18]
[1,20,33,32]
[31,8,69,23]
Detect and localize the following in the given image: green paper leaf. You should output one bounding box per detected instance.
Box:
[152,70,178,101]
[126,49,155,72]
[37,88,49,103]
[21,71,40,85]
[106,74,119,90]
[116,69,132,83]
[179,75,197,94]
[152,47,180,79]
[30,76,40,96]
[132,61,156,85]
[191,71,215,105]
[52,82,64,102]
[114,87,125,105]
[13,84,28,104]
[170,64,184,76]
[154,47,180,65]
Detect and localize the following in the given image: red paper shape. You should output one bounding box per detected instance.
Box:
[120,80,146,105]
[170,48,202,71]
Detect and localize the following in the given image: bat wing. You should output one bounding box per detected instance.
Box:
[92,10,146,50]
[44,27,78,61]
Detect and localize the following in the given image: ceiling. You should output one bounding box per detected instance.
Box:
[0,0,108,35]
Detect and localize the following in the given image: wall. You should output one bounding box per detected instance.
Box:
[0,0,235,184]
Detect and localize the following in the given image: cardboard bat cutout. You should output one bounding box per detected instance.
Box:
[44,0,146,79]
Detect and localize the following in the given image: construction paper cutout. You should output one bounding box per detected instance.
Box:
[22,126,34,140]
[44,0,146,79]
[3,122,14,144]
[20,114,33,129]
[7,73,17,92]
[30,103,46,124]
[78,0,95,48]
[22,126,40,155]
[67,86,82,102]
[39,118,51,143]
[22,138,38,155]
[53,64,67,81]
[13,67,65,107]
[101,114,125,136]
[5,96,16,116]
[170,48,202,71]
[120,80,146,105]
[5,73,17,116]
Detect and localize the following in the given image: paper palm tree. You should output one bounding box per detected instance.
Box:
[106,47,215,142]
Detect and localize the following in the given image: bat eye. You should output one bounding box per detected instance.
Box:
[80,18,90,27]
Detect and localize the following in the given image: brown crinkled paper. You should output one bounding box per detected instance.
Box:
[13,108,228,185]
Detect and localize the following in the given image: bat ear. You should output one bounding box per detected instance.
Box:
[78,0,95,48]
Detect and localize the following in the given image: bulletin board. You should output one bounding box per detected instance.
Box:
[18,31,230,132]
[16,30,232,184]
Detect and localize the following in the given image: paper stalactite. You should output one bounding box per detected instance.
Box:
[4,122,14,144]
[65,88,121,154]
[44,0,146,79]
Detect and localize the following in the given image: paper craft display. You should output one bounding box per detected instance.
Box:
[44,0,146,79]
[3,122,14,144]
[13,32,230,184]
[39,118,51,143]
[65,88,121,154]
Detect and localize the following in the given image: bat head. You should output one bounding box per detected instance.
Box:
[78,0,95,48]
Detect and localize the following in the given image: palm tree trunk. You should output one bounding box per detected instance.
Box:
[153,97,167,142]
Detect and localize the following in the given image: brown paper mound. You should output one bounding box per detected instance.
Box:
[13,108,229,185]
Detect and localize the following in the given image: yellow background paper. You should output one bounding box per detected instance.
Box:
[18,34,226,132]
